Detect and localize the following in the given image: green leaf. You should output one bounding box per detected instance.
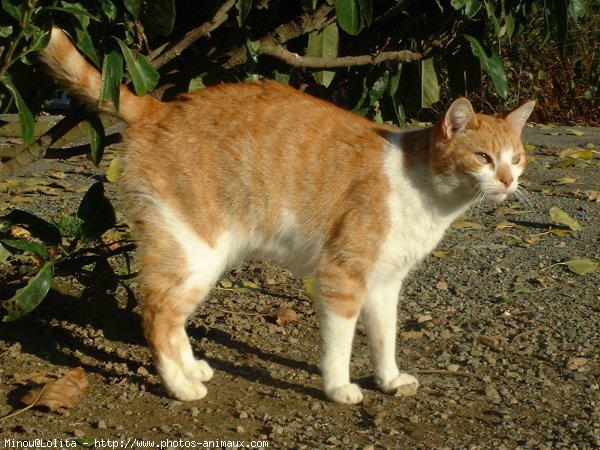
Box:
[77,182,116,243]
[141,0,176,36]
[369,71,389,106]
[100,50,123,110]
[2,0,24,21]
[0,75,34,146]
[123,0,142,17]
[451,0,468,9]
[463,34,508,99]
[74,27,100,67]
[189,74,207,92]
[87,116,105,166]
[568,0,586,20]
[387,64,402,97]
[549,207,581,232]
[3,262,54,322]
[336,0,362,35]
[100,0,117,20]
[115,38,159,95]
[0,238,48,259]
[357,0,373,26]
[561,258,599,276]
[236,0,252,26]
[465,0,481,18]
[421,58,440,108]
[307,23,339,88]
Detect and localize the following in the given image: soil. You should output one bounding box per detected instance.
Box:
[0,123,599,449]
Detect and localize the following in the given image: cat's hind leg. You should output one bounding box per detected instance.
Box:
[139,225,230,401]
[361,280,419,397]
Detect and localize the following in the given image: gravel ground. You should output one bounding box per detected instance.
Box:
[0,123,599,449]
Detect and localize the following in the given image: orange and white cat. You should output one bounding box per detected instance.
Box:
[41,28,534,404]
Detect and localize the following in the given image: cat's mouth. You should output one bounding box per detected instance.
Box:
[486,191,509,203]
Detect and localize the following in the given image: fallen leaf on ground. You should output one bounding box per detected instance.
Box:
[586,191,600,202]
[12,371,54,385]
[452,220,485,230]
[549,207,581,232]
[565,128,584,136]
[558,148,594,159]
[553,176,577,185]
[274,308,298,327]
[20,367,89,411]
[560,258,599,276]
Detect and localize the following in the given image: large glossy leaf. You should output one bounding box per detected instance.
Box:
[0,238,49,259]
[100,49,123,110]
[463,34,507,99]
[0,75,34,146]
[100,0,117,20]
[115,38,159,95]
[236,0,252,26]
[421,58,440,108]
[87,116,105,166]
[2,262,54,322]
[74,27,100,67]
[140,0,175,36]
[336,0,362,35]
[2,0,24,21]
[123,0,142,17]
[77,182,116,243]
[307,23,339,87]
[357,0,373,26]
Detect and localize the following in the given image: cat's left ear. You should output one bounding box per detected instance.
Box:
[505,101,536,134]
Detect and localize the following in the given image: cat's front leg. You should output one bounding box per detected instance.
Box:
[361,280,419,397]
[317,265,366,404]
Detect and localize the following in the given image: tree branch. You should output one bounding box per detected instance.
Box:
[150,0,237,70]
[223,3,334,69]
[257,41,423,68]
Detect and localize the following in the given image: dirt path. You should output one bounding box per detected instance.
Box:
[0,124,599,449]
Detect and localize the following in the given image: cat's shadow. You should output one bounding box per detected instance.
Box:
[193,327,325,400]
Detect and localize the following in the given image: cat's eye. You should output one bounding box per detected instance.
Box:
[476,152,493,164]
[512,154,522,164]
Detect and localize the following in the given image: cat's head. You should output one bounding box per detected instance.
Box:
[430,98,535,203]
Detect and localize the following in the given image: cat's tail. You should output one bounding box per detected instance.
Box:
[40,27,160,124]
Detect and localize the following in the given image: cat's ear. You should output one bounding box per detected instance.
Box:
[441,98,477,139]
[505,101,536,133]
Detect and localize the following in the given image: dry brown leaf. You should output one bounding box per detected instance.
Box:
[20,367,89,411]
[274,308,298,327]
[586,191,600,202]
[494,206,522,216]
[9,225,31,238]
[12,371,54,386]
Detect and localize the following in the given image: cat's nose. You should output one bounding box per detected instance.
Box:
[499,174,513,188]
[497,165,513,188]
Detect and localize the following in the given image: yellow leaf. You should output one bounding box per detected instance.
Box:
[106,155,122,183]
[558,148,593,159]
[302,276,315,301]
[452,220,486,230]
[549,207,581,231]
[586,191,600,202]
[566,128,584,136]
[525,143,536,152]
[554,176,577,185]
[432,251,448,258]
[561,258,599,276]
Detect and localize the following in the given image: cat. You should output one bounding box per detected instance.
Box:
[41,27,535,404]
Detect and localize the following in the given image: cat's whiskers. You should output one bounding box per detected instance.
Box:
[514,186,534,211]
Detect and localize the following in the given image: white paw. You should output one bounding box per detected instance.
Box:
[325,383,364,404]
[188,359,214,382]
[167,377,208,401]
[379,373,419,396]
